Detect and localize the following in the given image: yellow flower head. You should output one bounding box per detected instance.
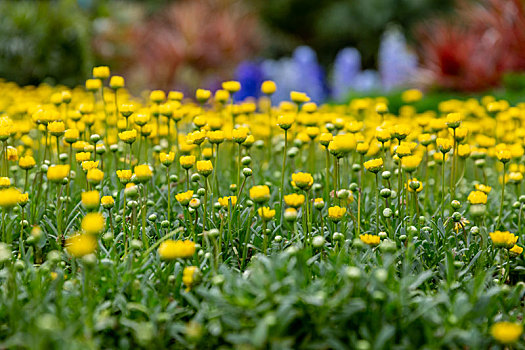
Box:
[82,190,100,210]
[401,89,423,103]
[160,151,175,166]
[458,144,471,158]
[376,129,391,143]
[187,130,207,145]
[134,164,153,182]
[395,144,411,158]
[18,192,29,206]
[218,196,237,208]
[47,165,70,182]
[328,206,346,222]
[490,322,523,344]
[328,133,356,157]
[82,212,105,235]
[101,195,115,209]
[222,81,241,93]
[250,185,270,204]
[401,155,421,172]
[176,190,194,206]
[118,129,137,144]
[277,114,295,130]
[360,234,380,246]
[93,66,110,79]
[284,193,305,208]
[290,91,310,104]
[207,130,225,144]
[196,160,213,177]
[182,266,201,290]
[109,75,125,89]
[150,90,166,103]
[490,231,518,249]
[258,207,276,221]
[6,147,17,162]
[158,240,196,260]
[64,128,80,143]
[180,155,196,170]
[436,138,453,153]
[475,184,491,194]
[0,177,10,189]
[497,149,512,163]
[116,169,132,184]
[406,178,423,193]
[85,78,102,92]
[364,158,384,173]
[261,80,277,95]
[291,172,314,191]
[232,128,248,143]
[319,132,333,147]
[0,188,22,208]
[467,190,487,205]
[86,168,104,184]
[66,234,97,258]
[76,152,91,163]
[392,124,410,140]
[195,89,211,103]
[510,244,523,256]
[48,121,65,136]
[19,155,36,170]
[445,112,462,129]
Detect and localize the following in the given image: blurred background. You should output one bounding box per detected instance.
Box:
[1,0,525,103]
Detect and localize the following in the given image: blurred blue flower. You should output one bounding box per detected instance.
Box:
[234,61,264,102]
[378,28,418,90]
[332,47,361,100]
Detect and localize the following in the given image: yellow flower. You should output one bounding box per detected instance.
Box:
[445,112,461,128]
[116,169,132,184]
[467,190,487,205]
[182,266,201,290]
[180,155,196,169]
[490,322,523,344]
[76,152,91,163]
[0,116,13,140]
[196,160,213,177]
[66,234,97,258]
[160,151,175,166]
[85,78,101,91]
[47,165,70,182]
[150,90,166,103]
[319,132,333,147]
[401,89,423,103]
[510,244,523,256]
[277,114,294,130]
[284,193,305,208]
[392,124,410,140]
[18,192,29,206]
[82,161,99,171]
[475,184,491,194]
[134,164,153,182]
[86,168,104,184]
[395,144,411,157]
[222,81,241,93]
[508,172,523,183]
[261,80,276,95]
[19,155,36,170]
[214,89,229,103]
[250,185,270,204]
[497,149,512,163]
[92,66,110,79]
[176,190,194,206]
[109,75,125,89]
[406,178,423,193]
[195,89,211,103]
[82,190,100,210]
[6,147,17,161]
[490,231,518,249]
[364,158,384,173]
[186,130,207,145]
[207,130,225,144]
[401,155,421,172]
[218,196,237,208]
[376,129,391,143]
[158,240,196,260]
[290,91,310,104]
[360,234,380,246]
[48,121,65,136]
[258,207,276,221]
[232,128,248,143]
[0,177,10,189]
[328,206,346,222]
[436,138,453,153]
[457,144,471,158]
[81,212,105,234]
[328,133,356,157]
[101,195,115,209]
[418,133,432,146]
[0,188,21,208]
[291,172,313,190]
[118,129,137,144]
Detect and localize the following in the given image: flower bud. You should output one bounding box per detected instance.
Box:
[161,220,170,228]
[241,156,252,166]
[383,208,393,218]
[380,188,391,198]
[243,168,253,177]
[312,235,325,248]
[349,183,358,191]
[451,200,461,209]
[191,173,201,183]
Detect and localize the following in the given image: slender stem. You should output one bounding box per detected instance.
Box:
[280,129,288,217]
[498,162,506,228]
[375,173,380,234]
[441,154,446,220]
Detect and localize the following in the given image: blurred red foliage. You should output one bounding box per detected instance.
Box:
[94,0,261,92]
[417,0,525,91]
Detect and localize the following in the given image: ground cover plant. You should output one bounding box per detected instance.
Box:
[0,69,523,349]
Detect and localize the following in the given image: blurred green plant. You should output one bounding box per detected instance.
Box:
[0,0,93,86]
[251,0,454,67]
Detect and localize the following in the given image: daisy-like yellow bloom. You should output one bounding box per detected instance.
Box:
[81,161,99,171]
[328,133,356,157]
[186,130,207,145]
[196,160,213,177]
[328,206,346,222]
[401,155,421,172]
[457,144,471,158]
[176,190,194,206]
[277,114,294,130]
[18,192,29,206]
[467,190,488,205]
[356,142,369,155]
[86,168,104,184]
[261,80,276,95]
[319,132,333,147]
[395,144,411,158]
[158,240,196,260]
[109,75,125,89]
[0,188,21,208]
[0,116,14,140]
[207,130,225,144]
[290,91,310,104]
[82,190,100,210]
[150,90,166,103]
[47,165,70,182]
[218,196,237,208]
[64,128,80,144]
[284,193,305,209]
[81,212,105,235]
[48,121,65,136]
[159,151,175,166]
[66,234,97,258]
[258,207,276,221]
[490,231,518,249]
[85,78,101,91]
[222,81,241,93]
[75,152,91,163]
[134,164,153,182]
[118,129,137,144]
[436,138,453,153]
[359,234,380,246]
[116,169,132,184]
[291,172,313,191]
[391,124,410,140]
[249,185,270,204]
[101,195,115,209]
[445,113,461,129]
[232,128,248,143]
[19,155,36,170]
[195,89,211,103]
[401,89,423,103]
[490,322,523,344]
[180,155,196,169]
[508,172,523,183]
[0,177,10,189]
[497,149,512,163]
[182,266,201,290]
[363,158,384,173]
[93,66,110,79]
[475,184,491,194]
[214,89,229,104]
[510,244,523,256]
[6,147,17,161]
